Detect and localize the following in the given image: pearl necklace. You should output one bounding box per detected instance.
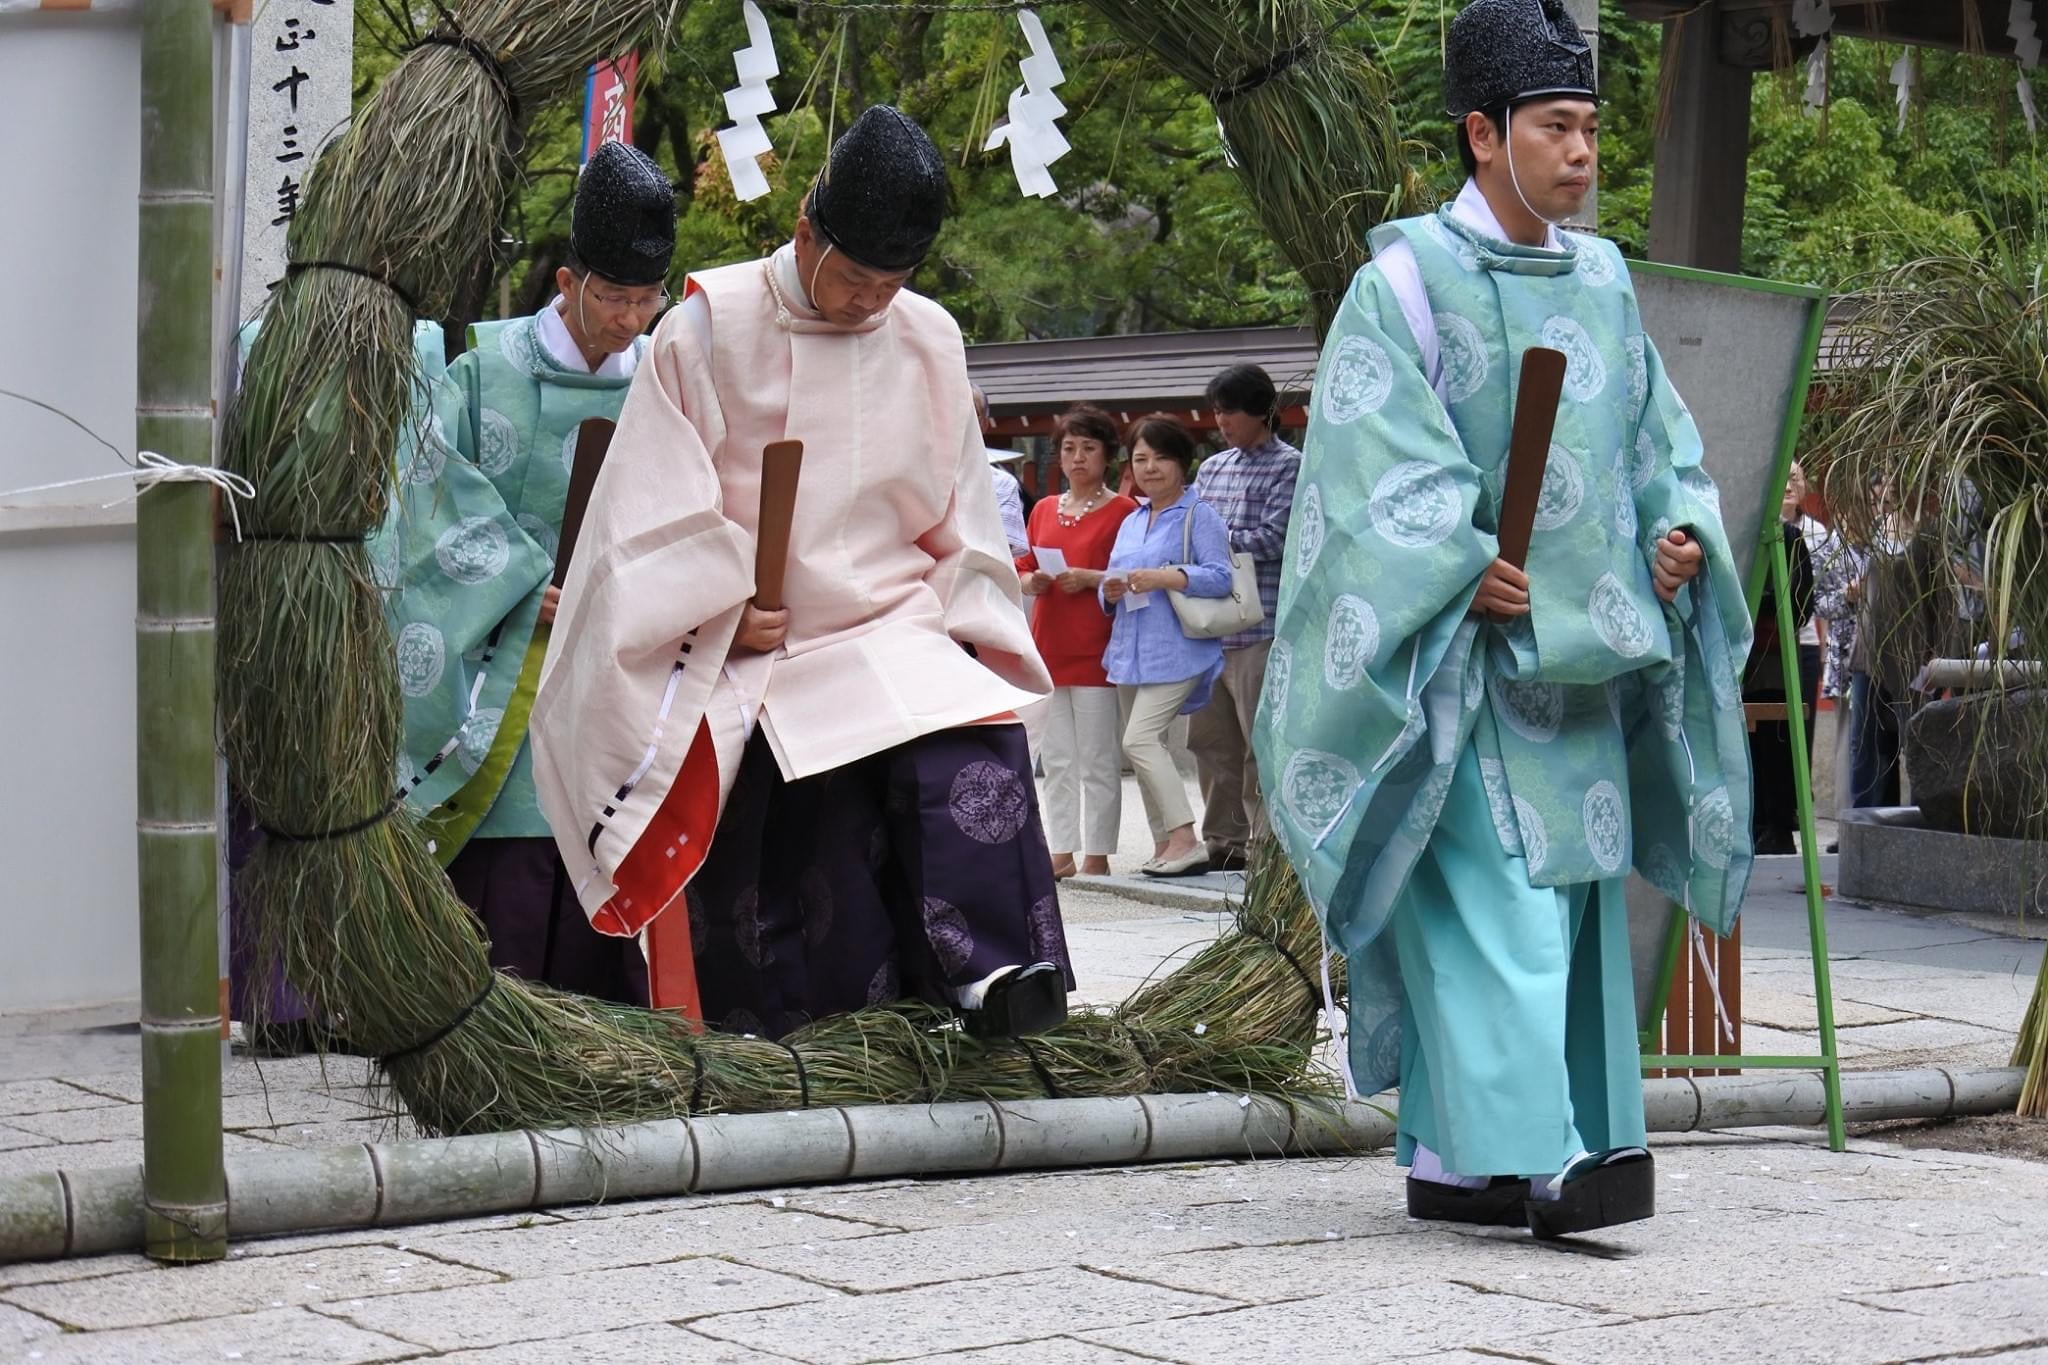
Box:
[1058,486,1106,526]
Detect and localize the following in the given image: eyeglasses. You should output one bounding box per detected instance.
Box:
[583,283,670,315]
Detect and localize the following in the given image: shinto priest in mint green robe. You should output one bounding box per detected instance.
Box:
[1252,181,1755,1180]
[367,140,675,1005]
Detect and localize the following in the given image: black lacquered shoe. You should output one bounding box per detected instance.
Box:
[1525,1149,1655,1240]
[1406,1175,1532,1226]
[962,962,1068,1039]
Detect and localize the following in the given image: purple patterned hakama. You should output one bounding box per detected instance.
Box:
[688,723,1072,1038]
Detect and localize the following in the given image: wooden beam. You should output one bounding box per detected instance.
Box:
[1647,9,1754,274]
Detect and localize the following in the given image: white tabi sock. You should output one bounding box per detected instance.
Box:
[1410,1142,1490,1190]
[955,965,1020,1010]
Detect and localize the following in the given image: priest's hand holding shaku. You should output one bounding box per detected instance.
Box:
[736,604,790,652]
[1473,558,1530,619]
[1652,528,1704,603]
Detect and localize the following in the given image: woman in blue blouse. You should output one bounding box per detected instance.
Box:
[1101,415,1235,878]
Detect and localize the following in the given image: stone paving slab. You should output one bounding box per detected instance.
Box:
[694,1266,1239,1364]
[0,1301,59,1350]
[1525,1294,2043,1365]
[429,1322,795,1363]
[314,1259,834,1353]
[0,1244,497,1332]
[0,1132,280,1181]
[407,1199,903,1277]
[898,1340,1171,1364]
[0,1080,126,1118]
[1078,1278,1618,1362]
[1849,1274,2048,1334]
[13,1304,419,1364]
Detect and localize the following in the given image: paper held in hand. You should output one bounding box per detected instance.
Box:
[1032,545,1069,575]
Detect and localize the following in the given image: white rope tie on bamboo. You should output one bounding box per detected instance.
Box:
[0,451,257,542]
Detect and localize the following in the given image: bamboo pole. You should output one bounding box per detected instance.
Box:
[137,0,227,1264]
[0,1068,2026,1264]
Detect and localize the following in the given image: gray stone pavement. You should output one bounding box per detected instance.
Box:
[0,780,2045,1361]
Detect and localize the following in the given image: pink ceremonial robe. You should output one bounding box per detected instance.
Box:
[530,245,1051,1012]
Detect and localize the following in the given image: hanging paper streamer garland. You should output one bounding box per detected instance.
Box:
[2012,1,2041,135]
[1890,50,1915,133]
[715,0,781,202]
[1793,0,1834,111]
[983,10,1071,199]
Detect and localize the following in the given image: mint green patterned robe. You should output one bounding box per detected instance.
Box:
[374,307,646,853]
[1252,210,1755,1094]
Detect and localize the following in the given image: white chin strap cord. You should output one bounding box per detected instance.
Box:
[1501,106,1565,232]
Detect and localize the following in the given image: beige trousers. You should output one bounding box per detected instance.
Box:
[1118,679,1201,840]
[1187,639,1271,856]
[1038,685,1124,856]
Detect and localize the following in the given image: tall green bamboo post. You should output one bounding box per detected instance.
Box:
[137,0,228,1264]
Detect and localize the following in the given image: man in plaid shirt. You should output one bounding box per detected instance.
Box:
[1190,364,1302,870]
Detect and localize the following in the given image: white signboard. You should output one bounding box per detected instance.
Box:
[240,0,354,322]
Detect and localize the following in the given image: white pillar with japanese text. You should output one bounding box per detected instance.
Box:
[239,0,353,323]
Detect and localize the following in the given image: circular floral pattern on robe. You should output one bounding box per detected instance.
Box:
[923,897,976,975]
[1293,482,1326,579]
[1361,1014,1404,1090]
[401,420,450,486]
[799,868,836,950]
[686,886,715,959]
[1533,444,1586,531]
[1571,236,1619,287]
[1323,594,1381,691]
[865,959,901,1007]
[1403,763,1456,837]
[1281,749,1360,834]
[395,622,446,699]
[1513,794,1549,873]
[1541,316,1609,403]
[1630,429,1661,493]
[1583,780,1627,873]
[515,512,559,562]
[1494,677,1564,743]
[478,408,521,478]
[731,885,768,968]
[1321,335,1396,424]
[1462,656,1486,714]
[455,706,503,776]
[1707,652,1741,710]
[1265,640,1294,723]
[1591,572,1657,659]
[1695,785,1737,870]
[1368,461,1461,549]
[1678,466,1723,520]
[1435,311,1490,403]
[949,761,1030,845]
[1479,757,1524,855]
[1658,673,1688,740]
[435,516,512,586]
[1028,894,1069,971]
[1613,446,1639,541]
[498,318,542,371]
[1625,335,1649,414]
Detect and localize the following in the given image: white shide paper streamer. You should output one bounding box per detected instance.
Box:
[715,0,781,203]
[2013,1,2041,136]
[983,10,1070,199]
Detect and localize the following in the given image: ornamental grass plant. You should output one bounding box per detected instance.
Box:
[1817,240,2048,1114]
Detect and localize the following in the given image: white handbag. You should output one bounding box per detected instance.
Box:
[1166,500,1265,640]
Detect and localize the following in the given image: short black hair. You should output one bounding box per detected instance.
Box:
[1455,106,1507,177]
[1127,413,1199,475]
[1205,364,1278,424]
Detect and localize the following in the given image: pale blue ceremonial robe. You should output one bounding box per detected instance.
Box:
[1253,186,1755,1178]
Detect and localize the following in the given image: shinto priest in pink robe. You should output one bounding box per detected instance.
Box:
[531,106,1073,1040]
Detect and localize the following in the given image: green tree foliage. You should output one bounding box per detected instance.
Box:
[353,1,2044,338]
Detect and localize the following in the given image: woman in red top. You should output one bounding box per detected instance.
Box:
[1017,405,1139,878]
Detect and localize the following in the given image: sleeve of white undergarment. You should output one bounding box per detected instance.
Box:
[918,404,1054,699]
[1370,237,1443,397]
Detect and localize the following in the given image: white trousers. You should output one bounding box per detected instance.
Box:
[1038,685,1123,856]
